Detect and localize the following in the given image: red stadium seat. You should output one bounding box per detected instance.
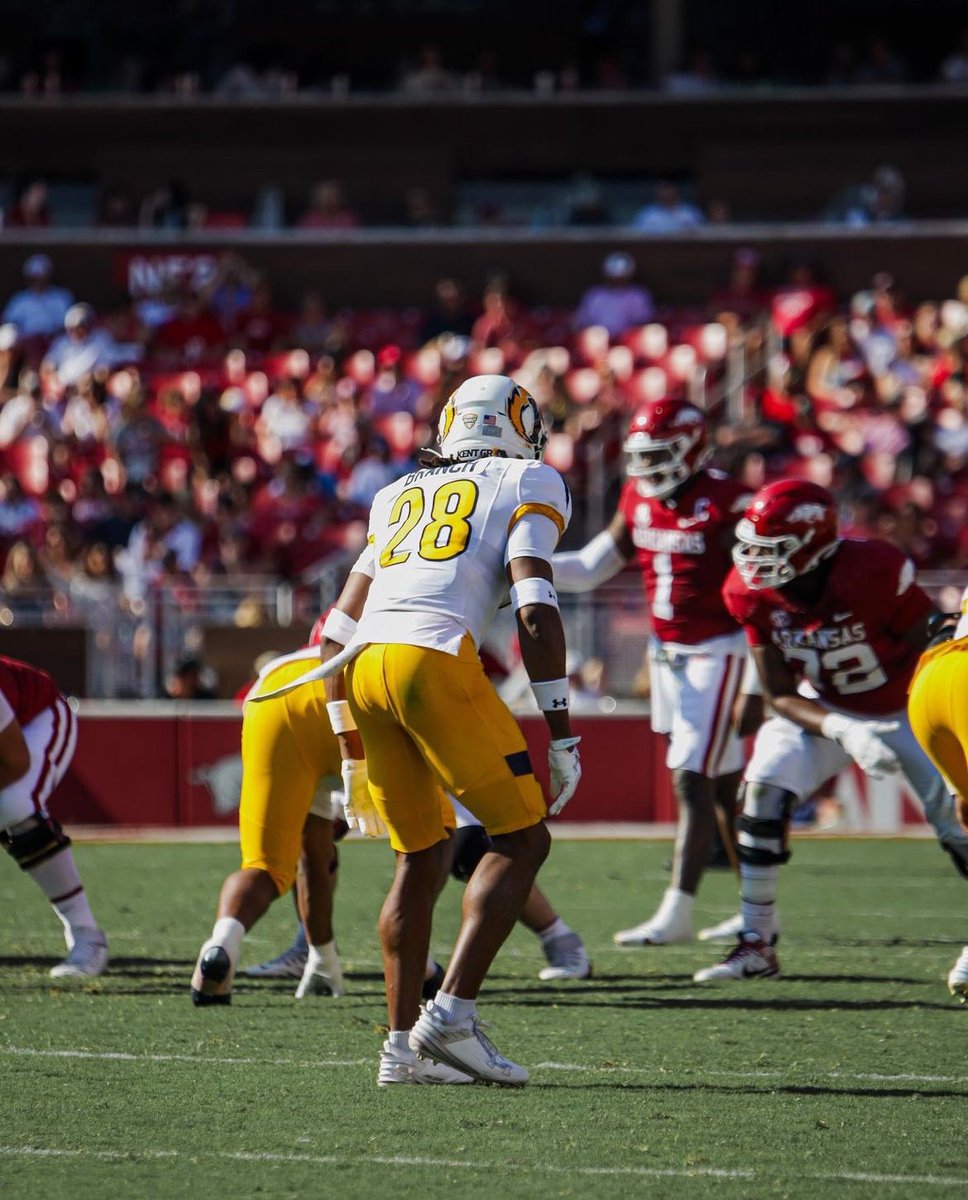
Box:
[565,367,602,405]
[263,349,311,382]
[621,323,668,364]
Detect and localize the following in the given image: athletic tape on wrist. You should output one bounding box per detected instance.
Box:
[326,700,357,735]
[531,677,569,712]
[321,608,358,645]
[510,577,559,612]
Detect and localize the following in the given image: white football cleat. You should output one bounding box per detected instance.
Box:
[693,932,781,983]
[50,929,109,979]
[696,912,745,943]
[410,1001,529,1086]
[243,943,307,979]
[613,914,693,946]
[378,1040,474,1086]
[947,946,968,1002]
[295,943,345,999]
[539,932,592,980]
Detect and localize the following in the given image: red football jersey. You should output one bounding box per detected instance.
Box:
[722,539,934,715]
[619,468,752,644]
[0,655,62,727]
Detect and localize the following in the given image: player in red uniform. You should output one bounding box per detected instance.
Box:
[695,479,965,981]
[0,656,108,977]
[554,399,754,945]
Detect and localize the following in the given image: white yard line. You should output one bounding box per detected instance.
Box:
[3,1045,967,1087]
[0,1145,964,1187]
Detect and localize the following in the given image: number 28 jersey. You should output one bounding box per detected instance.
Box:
[618,468,751,645]
[354,457,571,655]
[722,539,934,716]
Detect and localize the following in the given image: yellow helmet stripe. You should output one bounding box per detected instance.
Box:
[507,502,566,540]
[440,397,456,442]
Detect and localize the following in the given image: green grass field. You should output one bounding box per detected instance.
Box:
[2,835,968,1199]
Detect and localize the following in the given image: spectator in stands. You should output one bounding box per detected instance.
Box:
[68,542,120,620]
[257,377,312,459]
[97,186,137,227]
[662,46,720,94]
[573,252,655,337]
[297,181,360,230]
[165,654,218,700]
[362,345,427,417]
[0,539,53,614]
[420,277,475,344]
[402,186,441,228]
[293,291,347,358]
[471,280,534,362]
[400,45,456,94]
[232,276,290,353]
[3,254,73,339]
[630,180,705,233]
[830,164,907,227]
[153,293,226,364]
[770,259,836,338]
[854,34,910,85]
[44,304,125,386]
[6,179,50,228]
[115,398,167,486]
[940,29,968,83]
[139,179,191,229]
[0,474,41,544]
[563,173,609,226]
[343,435,397,509]
[708,247,771,326]
[0,368,41,448]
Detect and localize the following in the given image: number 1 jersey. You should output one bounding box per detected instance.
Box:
[354,457,571,655]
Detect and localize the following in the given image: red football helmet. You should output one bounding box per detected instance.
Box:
[622,399,709,498]
[308,609,331,646]
[733,479,841,590]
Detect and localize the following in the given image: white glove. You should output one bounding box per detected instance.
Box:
[548,736,582,816]
[340,759,387,837]
[820,714,900,779]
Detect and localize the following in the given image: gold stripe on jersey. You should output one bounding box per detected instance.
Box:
[507,501,566,539]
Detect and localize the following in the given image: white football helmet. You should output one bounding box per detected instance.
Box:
[437,375,547,462]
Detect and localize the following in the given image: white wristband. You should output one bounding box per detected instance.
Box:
[531,677,569,711]
[321,608,358,645]
[326,700,357,734]
[510,577,559,612]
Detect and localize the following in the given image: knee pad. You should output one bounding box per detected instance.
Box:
[0,813,72,871]
[451,823,492,882]
[736,782,796,866]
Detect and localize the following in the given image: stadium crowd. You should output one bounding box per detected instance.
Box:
[1,247,968,636]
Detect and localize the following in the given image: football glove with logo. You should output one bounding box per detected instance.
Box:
[340,759,387,837]
[820,714,900,779]
[548,736,582,816]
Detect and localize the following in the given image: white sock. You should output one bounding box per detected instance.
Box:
[537,917,571,944]
[307,941,337,970]
[388,1029,411,1051]
[209,917,245,964]
[27,849,99,944]
[741,864,779,940]
[655,887,694,923]
[432,989,477,1025]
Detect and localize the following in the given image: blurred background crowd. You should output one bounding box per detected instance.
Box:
[3,0,968,698]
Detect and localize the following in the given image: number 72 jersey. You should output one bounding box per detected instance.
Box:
[355,456,571,653]
[722,538,935,716]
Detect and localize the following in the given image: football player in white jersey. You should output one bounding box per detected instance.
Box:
[908,583,968,998]
[318,375,582,1087]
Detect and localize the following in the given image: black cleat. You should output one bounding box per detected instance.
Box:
[191,988,231,1007]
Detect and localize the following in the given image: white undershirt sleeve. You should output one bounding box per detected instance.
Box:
[552,530,627,593]
[505,511,561,564]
